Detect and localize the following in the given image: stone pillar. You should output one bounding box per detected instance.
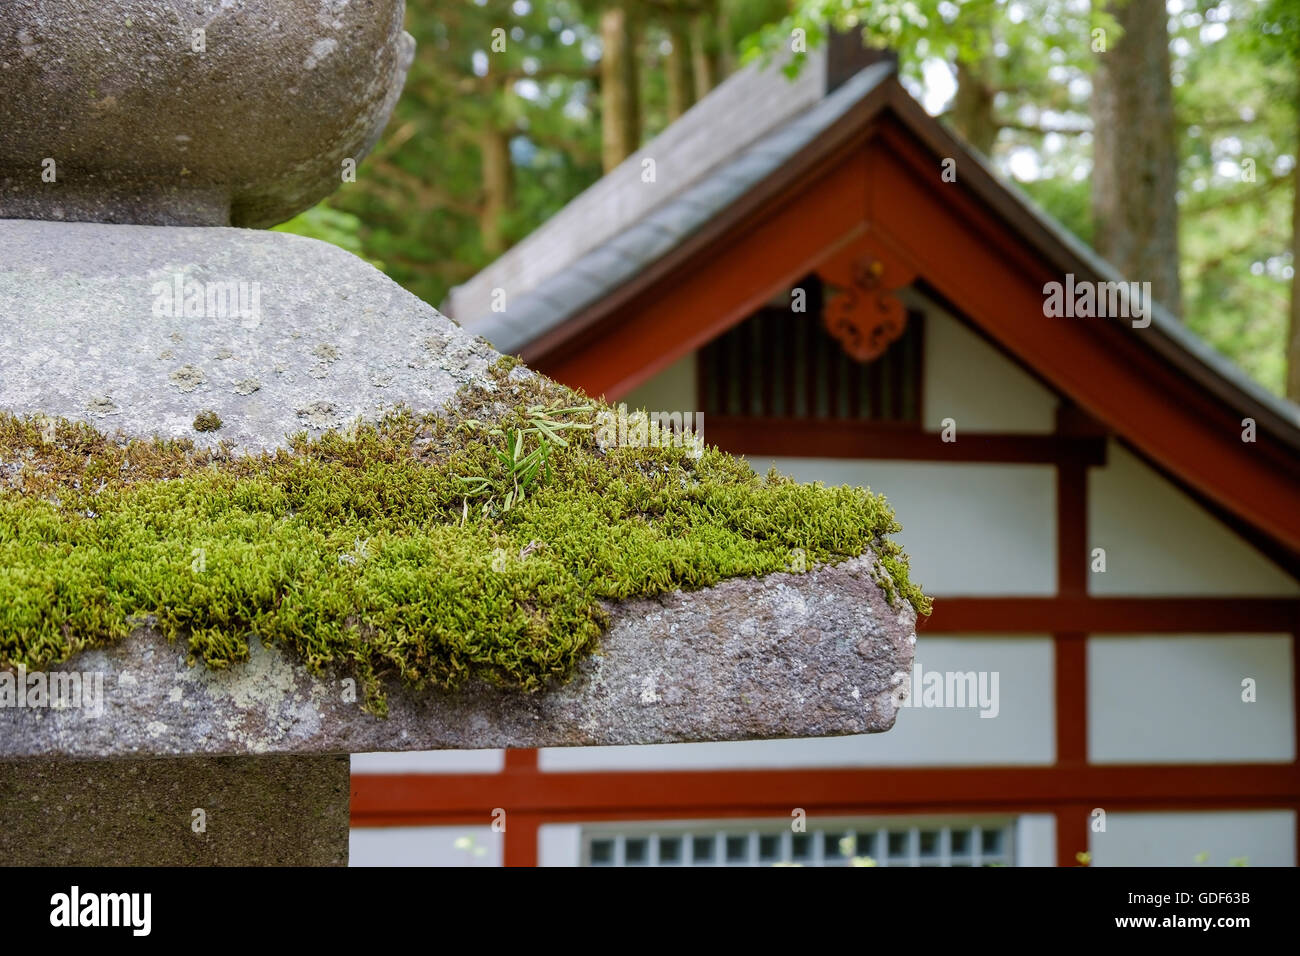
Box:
[0,756,350,866]
[0,0,418,867]
[0,2,918,867]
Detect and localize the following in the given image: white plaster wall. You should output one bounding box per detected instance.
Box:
[1016,814,1057,867]
[1088,443,1299,596]
[1090,811,1295,867]
[349,825,503,867]
[765,458,1057,596]
[540,637,1055,770]
[618,353,698,412]
[350,750,505,773]
[538,824,584,867]
[918,305,1057,433]
[1088,634,1295,764]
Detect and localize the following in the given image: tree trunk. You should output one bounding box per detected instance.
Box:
[666,19,694,121]
[690,11,716,101]
[600,7,640,172]
[1288,100,1300,400]
[951,59,998,156]
[715,1,733,80]
[1092,0,1183,316]
[478,124,512,257]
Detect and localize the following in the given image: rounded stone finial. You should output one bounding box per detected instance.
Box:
[0,0,414,227]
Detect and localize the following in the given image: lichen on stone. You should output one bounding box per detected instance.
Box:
[0,360,928,713]
[193,409,222,432]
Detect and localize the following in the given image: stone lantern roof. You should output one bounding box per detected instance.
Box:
[0,1,917,865]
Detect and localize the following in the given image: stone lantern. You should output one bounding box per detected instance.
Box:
[0,1,918,865]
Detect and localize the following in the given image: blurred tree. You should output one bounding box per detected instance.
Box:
[742,0,1296,396]
[1247,0,1300,398]
[1093,0,1182,316]
[281,0,604,307]
[278,0,1297,398]
[1177,0,1296,394]
[601,6,641,170]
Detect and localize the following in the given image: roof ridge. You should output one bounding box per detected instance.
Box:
[445,45,834,324]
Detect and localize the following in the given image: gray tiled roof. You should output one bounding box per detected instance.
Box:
[462,58,1300,440]
[472,62,896,354]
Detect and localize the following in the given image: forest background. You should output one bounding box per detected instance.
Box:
[278,0,1300,401]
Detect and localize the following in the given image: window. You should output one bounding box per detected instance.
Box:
[698,280,924,424]
[582,819,1015,867]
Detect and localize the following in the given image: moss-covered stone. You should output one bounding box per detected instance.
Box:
[0,368,928,713]
[193,410,223,432]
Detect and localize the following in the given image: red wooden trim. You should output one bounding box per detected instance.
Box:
[1053,413,1090,886]
[880,81,1300,456]
[504,813,540,867]
[496,749,540,864]
[1056,417,1089,598]
[350,763,1300,822]
[868,117,1300,555]
[1055,634,1088,764]
[504,748,538,772]
[521,90,891,377]
[704,417,1106,464]
[921,597,1299,633]
[1055,804,1090,867]
[531,151,873,399]
[526,99,1300,560]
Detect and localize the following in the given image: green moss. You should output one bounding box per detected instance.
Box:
[0,374,928,714]
[193,410,223,432]
[489,353,523,380]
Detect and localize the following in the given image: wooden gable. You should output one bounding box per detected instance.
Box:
[512,78,1300,563]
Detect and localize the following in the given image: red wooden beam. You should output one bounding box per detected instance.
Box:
[1055,804,1091,867]
[523,95,1300,562]
[1054,634,1088,764]
[350,763,1300,823]
[531,148,873,398]
[869,116,1300,556]
[1052,430,1090,866]
[921,597,1299,633]
[702,417,1106,465]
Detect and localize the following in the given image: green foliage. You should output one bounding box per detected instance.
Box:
[1175,0,1297,393]
[275,1,1296,395]
[740,0,1295,395]
[0,374,928,715]
[273,205,381,269]
[280,0,604,307]
[458,402,595,515]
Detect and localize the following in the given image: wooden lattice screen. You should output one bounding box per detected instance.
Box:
[699,284,923,423]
